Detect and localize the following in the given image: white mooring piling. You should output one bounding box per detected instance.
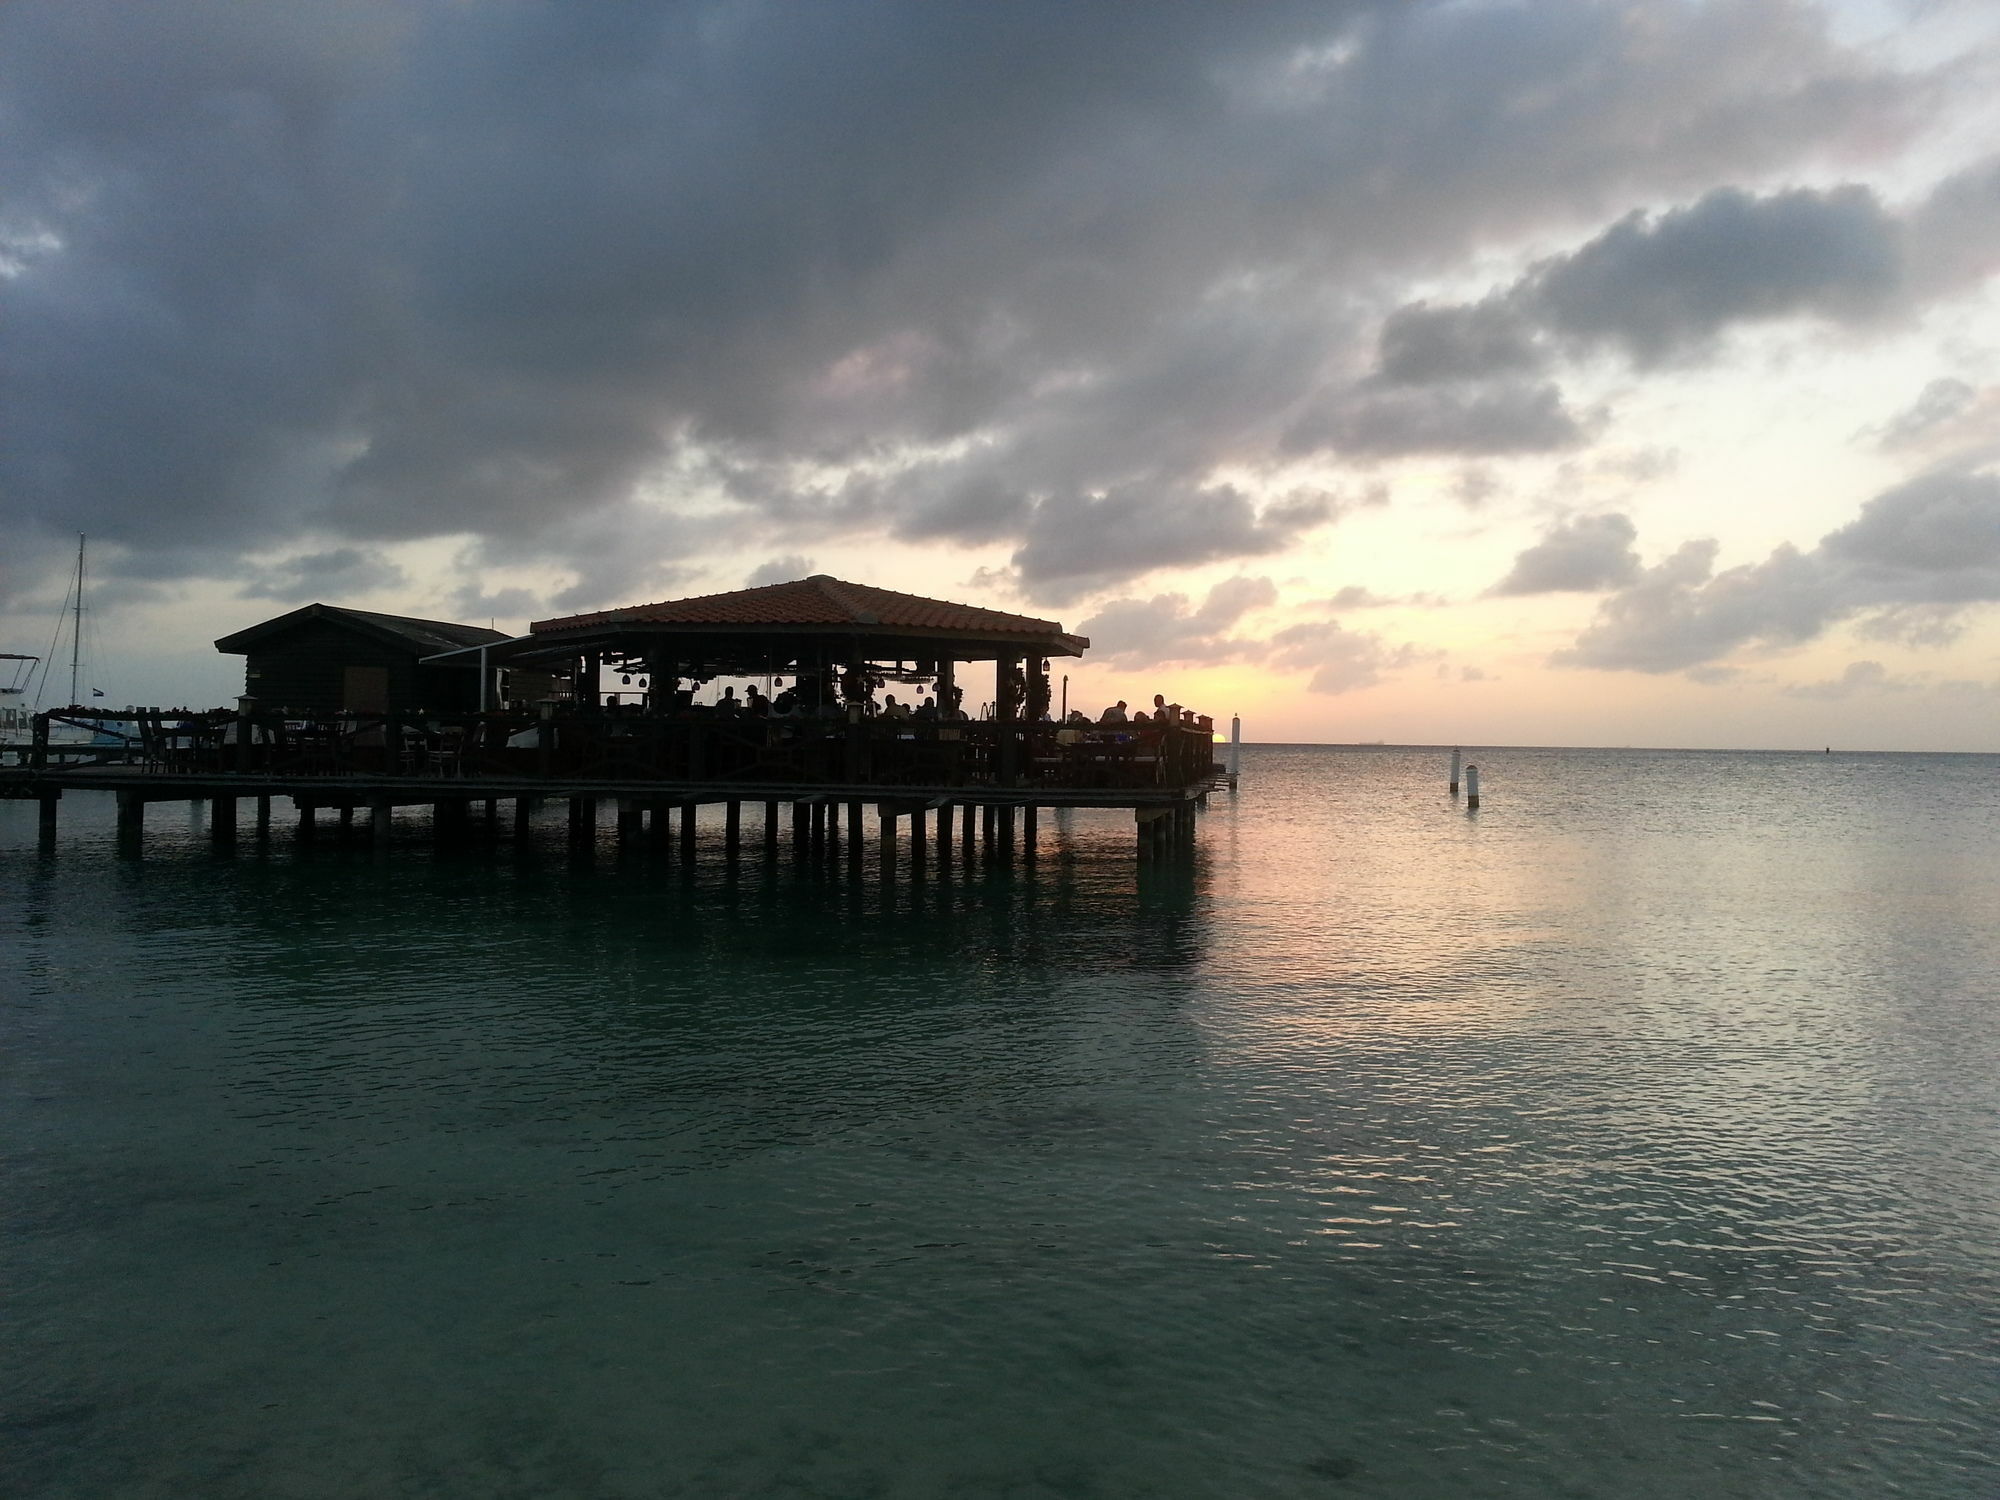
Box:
[1449,746,1461,795]
[1227,715,1242,784]
[1464,763,1480,810]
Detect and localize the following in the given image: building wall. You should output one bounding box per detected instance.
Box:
[234,621,480,715]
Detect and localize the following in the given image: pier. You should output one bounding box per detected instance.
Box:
[4,576,1218,866]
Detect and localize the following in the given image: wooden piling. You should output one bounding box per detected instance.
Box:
[211,794,237,846]
[1022,804,1038,861]
[38,790,59,844]
[117,790,145,856]
[909,806,926,871]
[679,800,698,863]
[256,795,271,839]
[724,798,741,859]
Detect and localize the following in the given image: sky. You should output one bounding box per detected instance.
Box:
[4,0,2000,749]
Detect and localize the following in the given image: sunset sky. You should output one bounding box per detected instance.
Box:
[5,1,1999,748]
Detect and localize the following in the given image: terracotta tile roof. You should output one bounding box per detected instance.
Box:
[532,576,1068,638]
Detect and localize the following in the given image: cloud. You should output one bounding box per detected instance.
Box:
[1077,575,1278,667]
[1290,380,1598,458]
[1493,512,1641,595]
[0,0,1950,606]
[748,555,815,587]
[1559,470,2000,672]
[1781,659,1915,700]
[1009,482,1337,601]
[1323,585,1447,609]
[239,547,406,602]
[1268,620,1429,694]
[1370,182,1928,383]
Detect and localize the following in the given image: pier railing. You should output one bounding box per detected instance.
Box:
[29,708,1219,792]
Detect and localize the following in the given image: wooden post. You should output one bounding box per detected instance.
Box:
[617,798,642,845]
[981,803,996,859]
[998,805,1014,858]
[211,794,237,847]
[372,797,393,845]
[680,800,698,864]
[297,801,316,841]
[256,795,271,839]
[909,806,926,871]
[961,801,975,858]
[936,802,952,864]
[879,804,895,875]
[724,798,741,859]
[792,799,810,857]
[568,795,594,843]
[515,797,534,841]
[30,712,49,772]
[848,799,864,863]
[765,799,780,858]
[116,790,145,856]
[38,790,59,845]
[1022,804,1038,861]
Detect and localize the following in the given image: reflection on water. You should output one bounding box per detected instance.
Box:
[4,748,2000,1498]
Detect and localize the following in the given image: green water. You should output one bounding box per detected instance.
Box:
[5,747,1999,1497]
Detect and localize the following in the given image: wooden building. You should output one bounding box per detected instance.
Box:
[215,604,508,716]
[436,573,1087,720]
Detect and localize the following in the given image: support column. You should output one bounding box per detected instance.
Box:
[116,790,145,857]
[649,801,672,850]
[961,801,975,858]
[568,795,595,844]
[255,795,272,840]
[338,804,355,836]
[38,790,59,846]
[617,798,643,846]
[909,806,926,872]
[1022,804,1038,862]
[981,803,996,859]
[792,799,810,858]
[724,799,742,860]
[878,804,895,875]
[372,797,393,846]
[211,794,237,847]
[297,801,316,841]
[998,805,1015,860]
[936,803,952,865]
[848,799,865,864]
[515,797,534,841]
[765,800,780,858]
[680,801,698,864]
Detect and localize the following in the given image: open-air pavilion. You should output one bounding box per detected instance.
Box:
[8,576,1221,865]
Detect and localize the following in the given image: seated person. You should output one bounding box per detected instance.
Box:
[1100,700,1129,725]
[882,694,911,720]
[914,696,939,721]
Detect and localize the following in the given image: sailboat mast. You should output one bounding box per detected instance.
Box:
[68,534,84,706]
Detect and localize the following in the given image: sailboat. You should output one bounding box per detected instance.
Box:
[8,537,137,757]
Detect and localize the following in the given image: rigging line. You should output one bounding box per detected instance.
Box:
[30,557,74,713]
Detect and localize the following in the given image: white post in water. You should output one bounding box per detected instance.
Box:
[1228,715,1242,782]
[1464,763,1480,810]
[1449,746,1461,795]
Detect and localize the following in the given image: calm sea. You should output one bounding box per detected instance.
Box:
[4,746,1999,1499]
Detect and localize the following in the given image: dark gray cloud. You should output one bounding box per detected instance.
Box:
[240,547,406,602]
[1559,470,2000,672]
[1370,170,2000,397]
[0,0,1949,611]
[1493,512,1641,595]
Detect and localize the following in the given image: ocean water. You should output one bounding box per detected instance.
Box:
[4,745,1999,1499]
